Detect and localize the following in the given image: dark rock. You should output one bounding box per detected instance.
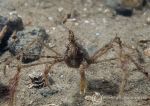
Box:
[115,6,133,16]
[8,27,48,63]
[106,0,146,16]
[0,83,9,100]
[0,15,23,54]
[7,14,24,31]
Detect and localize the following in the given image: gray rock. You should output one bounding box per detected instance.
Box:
[0,14,23,54]
[39,88,58,97]
[8,27,48,63]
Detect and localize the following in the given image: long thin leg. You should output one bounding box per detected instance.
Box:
[0,25,8,42]
[79,62,88,95]
[23,54,62,60]
[119,69,128,97]
[40,55,62,59]
[127,55,149,79]
[22,60,59,68]
[43,59,63,89]
[119,55,129,97]
[90,41,113,62]
[92,57,118,64]
[90,37,121,63]
[8,62,21,106]
[38,40,62,56]
[114,37,129,97]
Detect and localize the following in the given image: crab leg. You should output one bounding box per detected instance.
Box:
[91,42,113,62]
[127,55,149,79]
[119,55,129,97]
[0,25,8,43]
[8,62,21,106]
[38,40,62,56]
[90,37,122,63]
[43,59,63,89]
[79,62,88,95]
[115,37,129,97]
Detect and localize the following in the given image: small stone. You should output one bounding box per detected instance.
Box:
[144,48,150,56]
[48,16,53,21]
[83,8,87,11]
[98,8,103,12]
[46,29,50,33]
[58,7,64,12]
[74,22,79,26]
[52,27,56,30]
[102,18,107,24]
[104,9,110,13]
[68,18,77,22]
[94,92,100,96]
[48,43,55,48]
[42,104,58,106]
[85,96,93,101]
[9,11,17,15]
[29,100,33,105]
[95,32,100,36]
[84,20,89,24]
[24,3,28,7]
[60,74,63,78]
[146,17,150,25]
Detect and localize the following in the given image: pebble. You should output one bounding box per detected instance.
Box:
[24,3,28,7]
[95,32,100,36]
[74,22,79,26]
[84,20,90,24]
[48,16,53,21]
[83,8,87,11]
[98,8,103,12]
[58,7,64,12]
[104,9,110,13]
[60,74,63,78]
[48,43,55,48]
[144,48,150,56]
[46,29,50,33]
[102,18,107,24]
[146,17,150,25]
[52,27,56,31]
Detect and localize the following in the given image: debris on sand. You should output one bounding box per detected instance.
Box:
[85,92,103,105]
[28,71,46,89]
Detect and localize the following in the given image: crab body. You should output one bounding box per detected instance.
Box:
[64,41,90,68]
